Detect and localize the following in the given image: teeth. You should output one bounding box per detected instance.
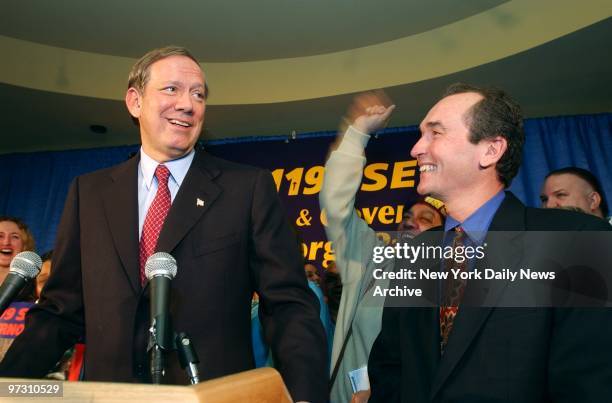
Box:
[0,249,11,253]
[169,119,190,127]
[420,165,436,172]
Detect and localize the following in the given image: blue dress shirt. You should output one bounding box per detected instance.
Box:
[444,191,506,245]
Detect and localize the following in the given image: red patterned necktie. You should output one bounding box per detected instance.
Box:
[440,226,467,354]
[139,164,171,285]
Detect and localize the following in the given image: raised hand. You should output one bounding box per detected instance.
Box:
[346,91,396,134]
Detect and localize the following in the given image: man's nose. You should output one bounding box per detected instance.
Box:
[411,137,426,159]
[175,91,194,114]
[399,216,415,231]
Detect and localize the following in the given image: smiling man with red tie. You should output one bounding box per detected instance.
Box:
[0,46,327,403]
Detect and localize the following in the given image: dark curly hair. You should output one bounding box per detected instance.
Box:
[442,83,524,188]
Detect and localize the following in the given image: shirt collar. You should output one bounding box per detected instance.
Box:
[139,148,195,190]
[444,190,506,244]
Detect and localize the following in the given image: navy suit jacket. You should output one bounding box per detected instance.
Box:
[369,192,612,402]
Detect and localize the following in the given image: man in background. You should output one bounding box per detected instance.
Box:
[321,92,447,403]
[540,166,609,222]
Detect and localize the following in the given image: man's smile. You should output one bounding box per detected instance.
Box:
[167,118,192,128]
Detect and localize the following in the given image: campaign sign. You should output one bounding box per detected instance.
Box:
[0,302,33,339]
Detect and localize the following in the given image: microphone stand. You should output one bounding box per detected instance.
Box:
[147,318,165,384]
[148,321,201,385]
[176,332,200,384]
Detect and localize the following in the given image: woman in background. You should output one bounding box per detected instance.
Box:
[0,216,37,301]
[0,216,37,361]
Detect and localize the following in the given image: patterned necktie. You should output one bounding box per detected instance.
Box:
[440,226,467,354]
[139,164,171,285]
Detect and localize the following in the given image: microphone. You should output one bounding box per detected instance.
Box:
[176,332,200,384]
[0,252,42,316]
[145,252,177,384]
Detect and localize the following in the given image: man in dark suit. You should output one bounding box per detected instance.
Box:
[367,83,612,402]
[0,46,327,403]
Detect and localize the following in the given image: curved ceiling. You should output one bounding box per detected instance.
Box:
[1,0,609,105]
[1,0,505,61]
[0,0,610,154]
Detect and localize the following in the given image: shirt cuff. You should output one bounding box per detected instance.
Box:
[337,125,371,155]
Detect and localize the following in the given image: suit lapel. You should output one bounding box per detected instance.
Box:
[156,151,222,255]
[430,192,526,399]
[102,155,141,294]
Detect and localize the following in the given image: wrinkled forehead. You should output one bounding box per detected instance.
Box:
[148,55,205,85]
[409,203,439,217]
[546,173,593,192]
[420,92,484,130]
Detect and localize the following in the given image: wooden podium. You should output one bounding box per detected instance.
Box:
[0,368,293,402]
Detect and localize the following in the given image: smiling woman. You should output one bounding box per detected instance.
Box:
[0,216,37,300]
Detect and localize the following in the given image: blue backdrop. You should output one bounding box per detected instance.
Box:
[1,113,610,256]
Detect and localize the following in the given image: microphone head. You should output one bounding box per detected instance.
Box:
[145,252,177,281]
[9,251,42,280]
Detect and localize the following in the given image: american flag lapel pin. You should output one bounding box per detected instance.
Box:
[196,198,205,207]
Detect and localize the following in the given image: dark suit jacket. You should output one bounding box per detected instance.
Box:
[0,150,328,402]
[369,192,612,403]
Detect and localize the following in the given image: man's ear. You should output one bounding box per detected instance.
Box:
[479,136,508,169]
[588,191,602,212]
[125,88,142,119]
